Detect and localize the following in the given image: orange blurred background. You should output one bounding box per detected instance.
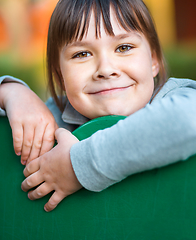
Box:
[0,0,196,99]
[0,0,58,99]
[0,0,57,59]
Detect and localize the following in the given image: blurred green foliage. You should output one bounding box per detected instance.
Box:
[165,44,196,80]
[0,54,48,100]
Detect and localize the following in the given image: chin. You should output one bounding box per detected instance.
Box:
[103,110,129,117]
[86,105,136,119]
[106,107,139,117]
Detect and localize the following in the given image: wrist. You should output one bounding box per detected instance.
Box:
[0,82,27,111]
[0,82,9,110]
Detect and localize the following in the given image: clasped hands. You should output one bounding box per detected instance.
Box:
[21,128,82,212]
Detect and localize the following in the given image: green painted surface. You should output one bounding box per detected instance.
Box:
[72,115,126,140]
[1,116,196,239]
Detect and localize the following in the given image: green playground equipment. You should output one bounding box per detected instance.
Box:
[1,116,196,240]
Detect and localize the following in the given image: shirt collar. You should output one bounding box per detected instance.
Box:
[62,99,89,125]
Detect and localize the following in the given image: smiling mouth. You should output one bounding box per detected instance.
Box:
[89,85,133,95]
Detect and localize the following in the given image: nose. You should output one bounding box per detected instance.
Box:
[93,56,121,80]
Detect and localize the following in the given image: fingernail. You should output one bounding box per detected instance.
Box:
[21,160,27,165]
[44,206,49,212]
[16,152,21,156]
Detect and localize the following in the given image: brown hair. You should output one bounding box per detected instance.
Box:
[47,0,167,112]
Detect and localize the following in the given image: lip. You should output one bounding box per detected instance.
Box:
[89,85,134,95]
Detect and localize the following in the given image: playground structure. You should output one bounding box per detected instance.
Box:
[1,115,196,239]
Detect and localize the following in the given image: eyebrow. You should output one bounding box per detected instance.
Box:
[113,32,141,40]
[65,32,141,49]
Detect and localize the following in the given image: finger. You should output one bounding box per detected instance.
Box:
[44,191,66,212]
[27,124,45,163]
[23,157,40,177]
[55,128,78,144]
[21,170,43,192]
[21,125,35,164]
[11,122,23,157]
[55,128,69,142]
[39,123,56,156]
[28,182,53,200]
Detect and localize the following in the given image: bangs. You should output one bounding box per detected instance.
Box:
[50,0,146,49]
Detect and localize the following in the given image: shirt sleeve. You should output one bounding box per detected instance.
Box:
[0,75,29,116]
[70,86,196,192]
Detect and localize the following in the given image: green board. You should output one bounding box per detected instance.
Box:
[1,116,196,239]
[72,115,126,140]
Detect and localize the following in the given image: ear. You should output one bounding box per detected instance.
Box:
[151,51,160,78]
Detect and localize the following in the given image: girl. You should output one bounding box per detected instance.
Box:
[1,0,196,212]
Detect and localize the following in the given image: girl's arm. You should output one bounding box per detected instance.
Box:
[0,75,29,116]
[0,76,58,164]
[71,83,196,191]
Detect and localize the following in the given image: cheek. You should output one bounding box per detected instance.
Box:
[121,53,151,78]
[139,75,154,102]
[63,77,79,101]
[63,74,89,111]
[61,67,80,94]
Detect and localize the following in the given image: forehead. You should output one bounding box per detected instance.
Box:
[75,8,141,42]
[86,9,126,36]
[60,9,151,54]
[58,2,145,47]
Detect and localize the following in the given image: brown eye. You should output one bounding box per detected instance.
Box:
[116,45,132,53]
[73,51,91,58]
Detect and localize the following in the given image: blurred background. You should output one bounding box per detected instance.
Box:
[0,0,196,100]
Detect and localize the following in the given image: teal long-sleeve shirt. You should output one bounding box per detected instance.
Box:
[1,76,196,191]
[70,78,196,191]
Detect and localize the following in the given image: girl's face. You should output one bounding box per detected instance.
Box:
[59,9,159,119]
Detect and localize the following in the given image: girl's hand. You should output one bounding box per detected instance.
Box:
[21,128,82,212]
[0,82,58,165]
